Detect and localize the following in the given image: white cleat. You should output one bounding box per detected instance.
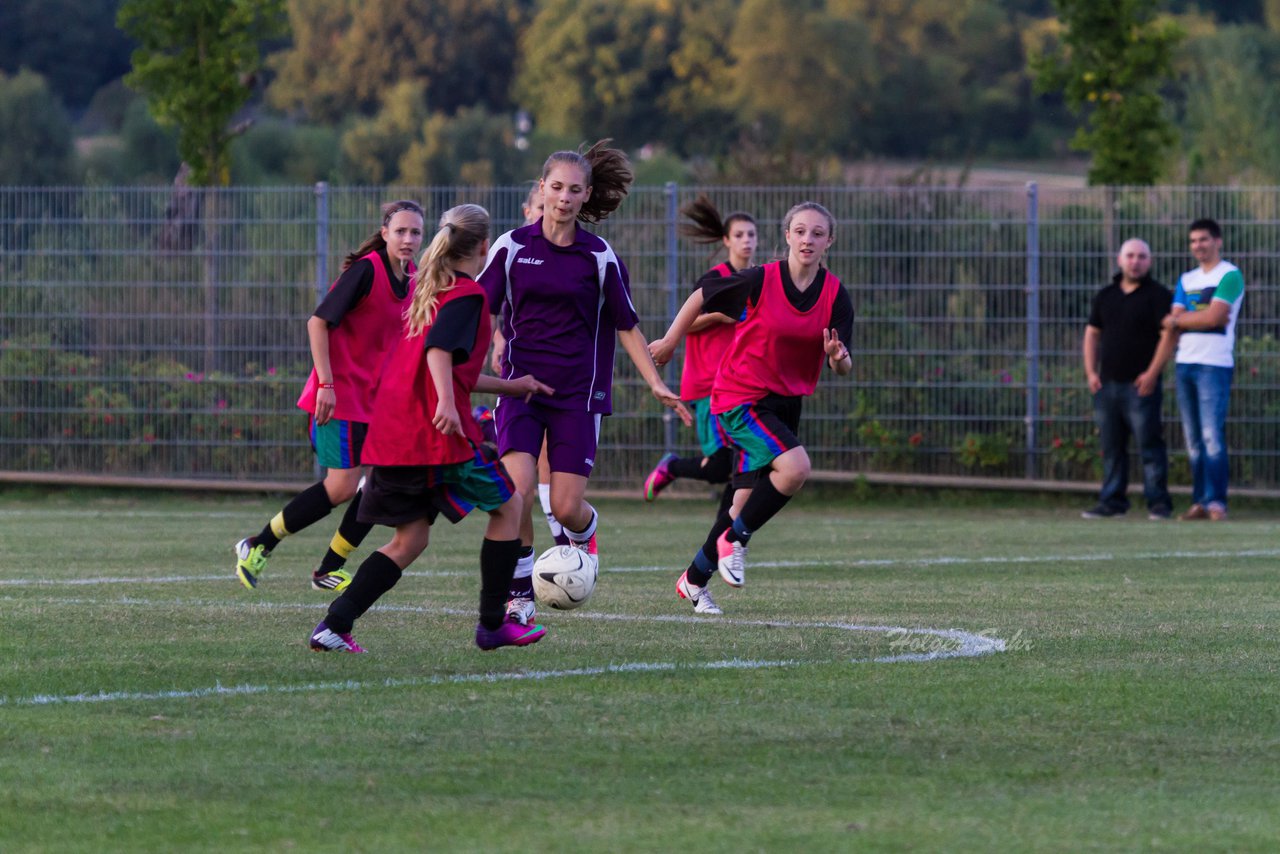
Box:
[676,571,723,615]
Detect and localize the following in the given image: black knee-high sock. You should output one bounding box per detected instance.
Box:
[687,508,734,587]
[715,483,736,520]
[317,490,374,573]
[479,538,523,630]
[727,475,793,545]
[667,455,705,480]
[701,447,734,484]
[324,550,402,633]
[254,481,333,552]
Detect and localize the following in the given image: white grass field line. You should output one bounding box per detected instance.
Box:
[4,546,1280,588]
[0,595,1005,708]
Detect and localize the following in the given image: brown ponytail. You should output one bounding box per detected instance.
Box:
[680,194,756,244]
[541,139,633,223]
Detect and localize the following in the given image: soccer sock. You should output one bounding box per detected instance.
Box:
[667,456,704,480]
[688,509,734,587]
[701,448,734,484]
[317,490,374,573]
[562,505,597,545]
[480,538,523,630]
[509,546,535,599]
[254,481,333,552]
[324,550,402,634]
[538,483,563,540]
[715,483,736,520]
[728,475,793,544]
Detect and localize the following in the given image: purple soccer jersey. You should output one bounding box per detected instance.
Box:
[479,221,638,414]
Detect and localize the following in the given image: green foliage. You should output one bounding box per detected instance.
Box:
[1180,25,1280,182]
[0,69,75,185]
[956,431,1014,470]
[234,117,342,184]
[118,0,289,186]
[1031,0,1184,184]
[0,0,133,111]
[268,0,531,124]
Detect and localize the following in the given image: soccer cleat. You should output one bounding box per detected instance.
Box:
[234,537,269,589]
[505,596,537,626]
[311,568,353,592]
[643,453,677,501]
[677,570,723,615]
[475,618,547,650]
[309,620,365,653]
[569,532,598,557]
[715,530,746,588]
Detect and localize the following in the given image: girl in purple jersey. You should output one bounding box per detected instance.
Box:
[643,195,757,513]
[235,200,425,593]
[650,202,853,615]
[479,140,690,626]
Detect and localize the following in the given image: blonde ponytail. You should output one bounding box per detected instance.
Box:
[405,204,490,337]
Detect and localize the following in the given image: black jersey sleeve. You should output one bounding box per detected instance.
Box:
[701,265,765,321]
[314,259,376,326]
[424,295,484,364]
[829,285,855,348]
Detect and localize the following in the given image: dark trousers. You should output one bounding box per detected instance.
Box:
[1093,380,1171,513]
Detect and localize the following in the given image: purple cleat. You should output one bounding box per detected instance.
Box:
[309,620,366,653]
[643,453,677,502]
[475,618,547,651]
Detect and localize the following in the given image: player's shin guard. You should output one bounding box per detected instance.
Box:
[256,481,334,552]
[688,509,733,587]
[317,490,373,573]
[732,475,792,543]
[508,547,535,599]
[480,538,523,630]
[324,550,402,633]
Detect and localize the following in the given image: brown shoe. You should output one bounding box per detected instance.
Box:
[1179,504,1209,521]
[1208,505,1228,521]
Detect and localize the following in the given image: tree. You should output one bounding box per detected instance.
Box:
[0,0,134,111]
[268,0,531,124]
[514,0,689,150]
[1031,0,1184,184]
[1180,25,1280,182]
[0,69,75,185]
[117,0,288,185]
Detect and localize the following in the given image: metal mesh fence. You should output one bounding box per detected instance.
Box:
[3,184,1278,491]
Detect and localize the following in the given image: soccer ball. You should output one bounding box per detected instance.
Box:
[531,545,597,610]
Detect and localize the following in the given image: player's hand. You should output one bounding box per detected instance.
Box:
[823,328,849,362]
[1134,371,1158,397]
[507,374,554,402]
[1087,372,1103,394]
[433,400,462,436]
[314,386,336,426]
[490,330,507,375]
[648,336,675,367]
[651,381,693,427]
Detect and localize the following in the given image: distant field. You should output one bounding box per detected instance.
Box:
[1,488,1277,852]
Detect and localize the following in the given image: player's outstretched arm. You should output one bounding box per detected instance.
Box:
[648,289,707,367]
[620,326,692,427]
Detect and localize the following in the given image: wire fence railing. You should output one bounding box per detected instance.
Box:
[3,183,1279,492]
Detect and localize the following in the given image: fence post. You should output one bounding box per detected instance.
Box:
[1025,181,1040,480]
[314,182,329,301]
[663,181,679,453]
[313,182,329,480]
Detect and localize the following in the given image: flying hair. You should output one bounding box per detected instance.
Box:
[541,138,633,223]
[344,200,425,271]
[405,204,490,338]
[680,194,756,244]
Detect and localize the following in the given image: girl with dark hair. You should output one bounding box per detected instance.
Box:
[479,140,690,627]
[650,201,854,615]
[235,200,425,592]
[310,204,553,653]
[643,195,757,511]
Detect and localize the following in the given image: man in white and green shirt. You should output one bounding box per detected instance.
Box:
[1164,218,1244,521]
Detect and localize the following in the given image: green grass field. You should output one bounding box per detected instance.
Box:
[1,487,1277,852]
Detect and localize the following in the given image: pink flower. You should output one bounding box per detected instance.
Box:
[267,366,277,376]
[216,399,228,410]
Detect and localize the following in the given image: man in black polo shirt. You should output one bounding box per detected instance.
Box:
[1081,238,1177,519]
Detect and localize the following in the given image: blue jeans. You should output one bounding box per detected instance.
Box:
[1093,380,1171,513]
[1174,363,1233,509]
